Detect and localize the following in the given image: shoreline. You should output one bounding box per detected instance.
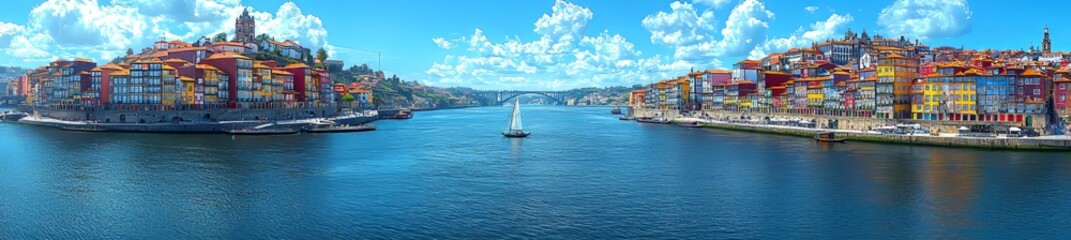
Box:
[9,110,379,134]
[669,117,1071,151]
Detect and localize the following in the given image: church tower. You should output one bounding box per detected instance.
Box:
[235,8,256,43]
[1042,26,1052,54]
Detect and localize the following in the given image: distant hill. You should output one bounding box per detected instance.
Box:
[0,66,30,82]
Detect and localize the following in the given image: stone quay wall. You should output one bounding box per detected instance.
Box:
[20,106,338,124]
[630,107,1071,150]
[632,108,1030,134]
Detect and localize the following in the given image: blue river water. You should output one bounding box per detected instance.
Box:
[2,105,1071,238]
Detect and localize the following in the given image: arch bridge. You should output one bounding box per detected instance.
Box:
[476,91,567,105]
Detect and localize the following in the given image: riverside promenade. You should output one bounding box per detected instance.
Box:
[633,108,1071,151]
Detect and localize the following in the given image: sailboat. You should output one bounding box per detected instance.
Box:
[502,99,530,138]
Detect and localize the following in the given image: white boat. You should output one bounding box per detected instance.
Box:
[502,99,530,138]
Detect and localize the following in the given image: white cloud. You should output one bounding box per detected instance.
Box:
[717,0,774,57]
[534,0,592,42]
[692,0,732,9]
[641,1,716,46]
[878,0,972,39]
[26,0,147,48]
[805,6,818,13]
[252,2,329,50]
[751,13,854,59]
[426,0,690,90]
[112,0,240,22]
[0,0,331,66]
[0,22,24,48]
[641,0,772,67]
[432,37,454,49]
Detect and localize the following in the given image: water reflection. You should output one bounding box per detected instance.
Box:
[923,150,980,238]
[509,137,524,158]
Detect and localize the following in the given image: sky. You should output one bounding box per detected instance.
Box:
[0,0,1061,90]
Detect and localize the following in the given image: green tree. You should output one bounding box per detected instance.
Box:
[342,94,356,102]
[126,48,133,56]
[314,46,327,63]
[255,33,270,43]
[212,32,228,42]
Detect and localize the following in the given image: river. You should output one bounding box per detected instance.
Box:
[2,106,1070,238]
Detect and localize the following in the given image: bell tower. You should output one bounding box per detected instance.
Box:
[235,8,256,43]
[1042,26,1052,54]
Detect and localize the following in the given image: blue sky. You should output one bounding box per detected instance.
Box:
[0,0,1060,90]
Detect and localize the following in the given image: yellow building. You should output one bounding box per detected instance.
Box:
[739,96,752,109]
[955,68,982,116]
[253,61,272,103]
[877,53,918,119]
[807,84,823,108]
[197,64,223,105]
[180,76,195,106]
[655,80,671,110]
[162,63,178,107]
[673,76,690,110]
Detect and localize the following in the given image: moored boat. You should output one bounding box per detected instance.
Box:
[678,121,703,128]
[391,108,413,119]
[618,116,635,121]
[814,131,846,143]
[611,108,622,115]
[226,128,300,135]
[305,124,377,133]
[636,117,670,124]
[0,111,28,122]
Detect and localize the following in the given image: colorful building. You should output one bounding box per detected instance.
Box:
[876,53,918,119]
[629,90,646,107]
[203,52,254,108]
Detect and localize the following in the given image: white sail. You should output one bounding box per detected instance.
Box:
[511,98,524,130]
[508,99,523,132]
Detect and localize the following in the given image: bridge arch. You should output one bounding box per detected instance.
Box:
[494,91,566,105]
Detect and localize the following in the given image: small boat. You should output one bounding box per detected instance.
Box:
[61,125,107,132]
[678,121,704,128]
[226,128,300,135]
[618,116,635,121]
[611,108,622,115]
[502,99,530,138]
[391,109,413,119]
[305,124,377,133]
[814,131,846,143]
[636,117,670,124]
[0,111,28,122]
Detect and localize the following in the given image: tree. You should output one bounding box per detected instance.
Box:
[342,94,356,102]
[316,47,328,64]
[255,33,270,43]
[126,48,133,56]
[212,32,228,43]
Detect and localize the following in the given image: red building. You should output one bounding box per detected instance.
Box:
[202,52,254,108]
[762,71,792,94]
[919,61,937,77]
[1055,77,1071,118]
[1017,68,1048,114]
[284,63,315,105]
[167,47,208,65]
